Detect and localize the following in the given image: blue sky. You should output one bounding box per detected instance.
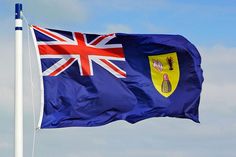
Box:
[0,0,236,157]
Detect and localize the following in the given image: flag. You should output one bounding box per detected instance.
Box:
[31,25,203,129]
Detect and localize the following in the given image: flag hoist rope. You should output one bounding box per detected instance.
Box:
[22,13,38,157]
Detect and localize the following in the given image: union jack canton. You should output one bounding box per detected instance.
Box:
[31,25,126,78]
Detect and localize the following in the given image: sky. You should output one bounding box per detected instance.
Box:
[0,0,236,157]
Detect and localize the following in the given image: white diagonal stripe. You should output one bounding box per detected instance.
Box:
[42,57,74,76]
[96,34,116,46]
[91,57,126,78]
[34,26,76,44]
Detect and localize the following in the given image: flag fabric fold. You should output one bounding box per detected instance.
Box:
[31,25,203,129]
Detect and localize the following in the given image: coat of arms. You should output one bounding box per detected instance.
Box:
[149,52,180,97]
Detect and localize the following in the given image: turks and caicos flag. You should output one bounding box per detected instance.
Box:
[31,25,203,129]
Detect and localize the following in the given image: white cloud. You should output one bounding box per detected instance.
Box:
[200,45,236,66]
[67,149,190,157]
[199,45,236,114]
[0,141,10,149]
[25,0,88,26]
[143,23,170,34]
[105,24,132,33]
[0,86,14,108]
[0,38,14,111]
[89,0,167,11]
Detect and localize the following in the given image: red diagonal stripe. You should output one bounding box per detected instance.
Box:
[100,59,126,77]
[90,34,114,45]
[33,26,66,42]
[49,58,76,76]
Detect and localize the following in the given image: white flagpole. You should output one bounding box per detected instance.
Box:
[15,3,23,157]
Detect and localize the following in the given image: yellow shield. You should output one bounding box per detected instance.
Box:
[148,52,180,97]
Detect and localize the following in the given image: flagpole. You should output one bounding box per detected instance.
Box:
[15,3,23,157]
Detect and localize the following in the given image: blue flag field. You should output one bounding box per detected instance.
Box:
[31,26,203,128]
